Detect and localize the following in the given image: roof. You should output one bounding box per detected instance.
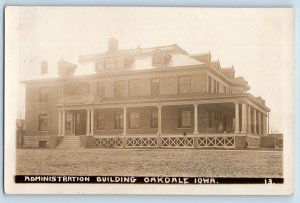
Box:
[21,44,205,81]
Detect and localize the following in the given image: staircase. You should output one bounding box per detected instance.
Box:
[56,136,81,149]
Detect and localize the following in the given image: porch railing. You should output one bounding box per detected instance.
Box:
[94,135,236,149]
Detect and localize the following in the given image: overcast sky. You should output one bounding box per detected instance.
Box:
[12,7,294,133]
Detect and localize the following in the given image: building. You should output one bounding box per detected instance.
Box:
[21,38,270,149]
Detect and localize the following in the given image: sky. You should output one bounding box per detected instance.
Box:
[12,7,294,133]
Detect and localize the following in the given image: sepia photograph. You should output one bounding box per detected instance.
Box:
[4,7,294,194]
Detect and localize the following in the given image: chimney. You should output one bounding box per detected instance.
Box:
[108,38,118,52]
[41,60,48,75]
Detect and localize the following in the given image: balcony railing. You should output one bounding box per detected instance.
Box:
[58,94,95,105]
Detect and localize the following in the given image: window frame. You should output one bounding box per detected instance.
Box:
[129,112,140,129]
[38,114,48,131]
[97,112,105,129]
[115,111,124,129]
[178,109,192,128]
[97,82,105,96]
[208,76,212,93]
[151,78,160,96]
[39,87,48,102]
[152,53,163,65]
[65,112,72,130]
[114,81,125,98]
[178,75,191,94]
[129,79,140,97]
[151,110,158,128]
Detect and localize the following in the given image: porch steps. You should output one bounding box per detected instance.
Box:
[56,136,81,149]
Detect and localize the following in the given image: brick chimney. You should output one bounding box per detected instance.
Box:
[107,38,118,52]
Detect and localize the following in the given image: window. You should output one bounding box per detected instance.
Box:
[39,87,48,102]
[115,111,124,129]
[96,58,104,70]
[178,110,192,128]
[216,81,219,93]
[129,112,140,129]
[223,86,226,93]
[97,82,105,96]
[153,53,162,64]
[65,112,72,130]
[208,76,212,93]
[114,81,125,98]
[151,110,158,128]
[97,112,105,129]
[96,56,124,70]
[105,57,115,69]
[213,80,217,93]
[151,78,160,96]
[116,56,123,68]
[39,114,48,131]
[77,85,89,95]
[129,80,140,96]
[178,76,191,94]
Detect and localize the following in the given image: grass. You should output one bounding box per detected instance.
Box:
[16,148,283,178]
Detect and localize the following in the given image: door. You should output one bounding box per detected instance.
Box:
[75,110,86,135]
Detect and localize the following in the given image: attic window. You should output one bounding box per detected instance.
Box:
[96,56,124,70]
[153,54,162,64]
[152,50,171,66]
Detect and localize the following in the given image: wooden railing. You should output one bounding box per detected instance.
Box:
[94,135,236,149]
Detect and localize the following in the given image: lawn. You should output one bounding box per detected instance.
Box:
[16,148,283,178]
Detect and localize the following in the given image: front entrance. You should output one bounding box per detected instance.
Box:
[74,110,87,135]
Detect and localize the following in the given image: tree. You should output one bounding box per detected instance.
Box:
[16,106,25,148]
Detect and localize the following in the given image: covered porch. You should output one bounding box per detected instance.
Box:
[56,97,269,149]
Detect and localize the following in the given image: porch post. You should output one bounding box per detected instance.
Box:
[247,105,251,133]
[157,104,162,135]
[72,112,75,136]
[193,104,199,134]
[234,102,240,133]
[90,109,94,136]
[253,109,257,135]
[241,103,247,133]
[86,109,90,135]
[62,110,65,136]
[263,113,267,136]
[58,111,62,136]
[122,107,127,136]
[258,111,262,135]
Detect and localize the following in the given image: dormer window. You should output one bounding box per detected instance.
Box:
[57,59,77,77]
[95,56,124,71]
[153,53,162,65]
[152,49,171,66]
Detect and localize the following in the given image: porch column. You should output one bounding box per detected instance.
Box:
[157,104,162,135]
[247,106,251,133]
[241,103,247,133]
[263,114,267,136]
[122,107,127,136]
[234,102,240,133]
[86,109,90,135]
[58,111,62,136]
[253,109,257,135]
[258,111,262,135]
[90,109,94,136]
[193,104,199,134]
[62,110,66,136]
